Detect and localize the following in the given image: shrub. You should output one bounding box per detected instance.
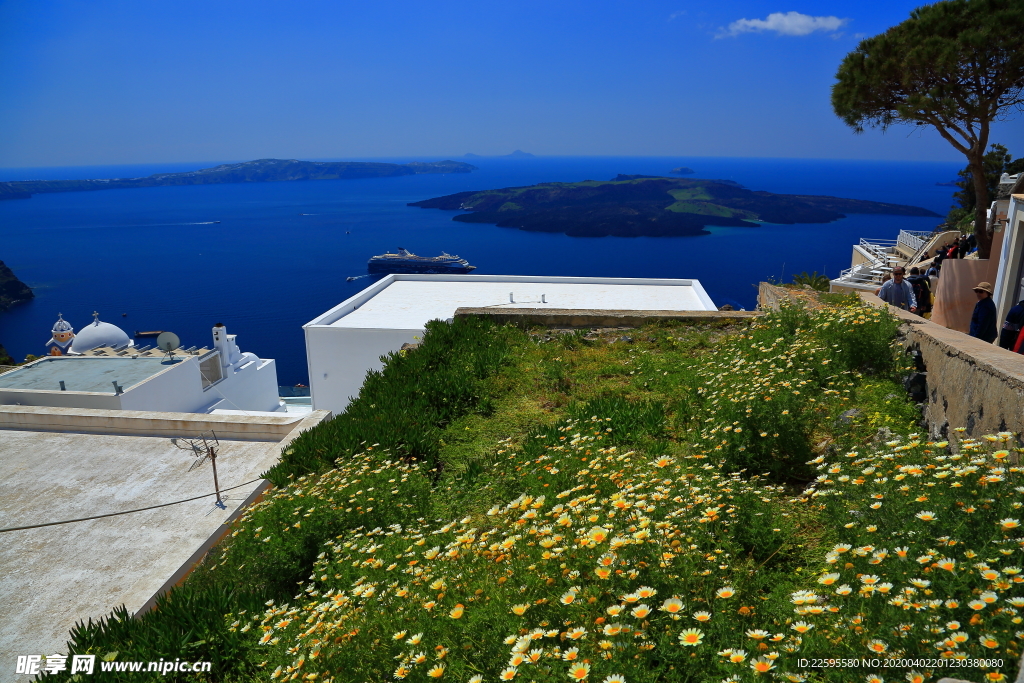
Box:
[267,316,521,483]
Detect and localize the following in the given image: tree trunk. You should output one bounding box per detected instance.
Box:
[970,152,991,259]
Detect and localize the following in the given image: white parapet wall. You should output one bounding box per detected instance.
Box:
[304,273,717,415]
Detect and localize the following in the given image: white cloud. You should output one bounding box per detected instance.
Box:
[669,10,687,21]
[717,11,848,38]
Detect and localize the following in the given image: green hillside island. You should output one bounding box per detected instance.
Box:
[0,260,33,312]
[58,299,1023,683]
[410,175,940,237]
[0,159,478,200]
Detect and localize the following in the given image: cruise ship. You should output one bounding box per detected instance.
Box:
[367,248,477,274]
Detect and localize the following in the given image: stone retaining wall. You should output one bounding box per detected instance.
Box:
[454,307,761,328]
[857,292,1024,439]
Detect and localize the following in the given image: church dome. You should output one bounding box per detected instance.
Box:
[52,313,73,335]
[70,312,131,352]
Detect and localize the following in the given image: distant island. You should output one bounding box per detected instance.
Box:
[0,260,33,311]
[409,175,941,238]
[669,166,696,175]
[464,150,536,159]
[0,158,478,200]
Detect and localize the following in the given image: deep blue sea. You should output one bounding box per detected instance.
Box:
[0,156,962,385]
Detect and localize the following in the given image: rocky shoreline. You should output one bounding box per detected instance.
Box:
[0,261,33,311]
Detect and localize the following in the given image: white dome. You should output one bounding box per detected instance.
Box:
[70,314,131,352]
[52,314,73,334]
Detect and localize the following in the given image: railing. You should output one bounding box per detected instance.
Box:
[897,229,933,255]
[858,238,899,264]
[908,229,961,265]
[0,365,18,376]
[836,261,892,286]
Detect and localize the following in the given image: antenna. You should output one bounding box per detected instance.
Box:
[173,430,225,509]
[156,331,181,363]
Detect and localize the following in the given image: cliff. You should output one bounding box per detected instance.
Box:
[410,176,941,238]
[0,261,33,311]
[0,159,478,200]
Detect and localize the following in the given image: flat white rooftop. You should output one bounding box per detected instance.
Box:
[0,406,330,671]
[0,356,171,393]
[311,274,717,330]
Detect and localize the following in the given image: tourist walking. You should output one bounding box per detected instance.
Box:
[1000,287,1024,350]
[877,266,917,312]
[969,282,998,344]
[907,267,931,316]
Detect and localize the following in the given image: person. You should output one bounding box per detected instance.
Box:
[1000,293,1024,350]
[906,267,931,316]
[877,266,917,312]
[969,281,998,343]
[874,272,891,296]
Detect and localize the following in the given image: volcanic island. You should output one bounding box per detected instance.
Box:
[409,175,940,238]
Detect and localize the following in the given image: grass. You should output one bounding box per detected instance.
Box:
[51,299,1023,682]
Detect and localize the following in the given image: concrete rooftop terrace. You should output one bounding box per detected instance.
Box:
[0,356,172,393]
[314,274,717,330]
[0,406,330,676]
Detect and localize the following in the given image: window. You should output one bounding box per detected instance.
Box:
[199,352,223,389]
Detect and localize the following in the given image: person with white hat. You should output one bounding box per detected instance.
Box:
[969,281,997,344]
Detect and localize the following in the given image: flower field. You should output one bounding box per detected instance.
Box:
[59,300,1023,682]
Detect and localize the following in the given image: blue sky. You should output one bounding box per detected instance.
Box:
[1,0,1021,168]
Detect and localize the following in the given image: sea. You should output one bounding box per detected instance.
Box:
[0,156,963,385]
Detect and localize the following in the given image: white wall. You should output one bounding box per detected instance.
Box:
[306,326,420,414]
[994,197,1024,324]
[0,388,122,410]
[210,358,283,413]
[119,358,208,413]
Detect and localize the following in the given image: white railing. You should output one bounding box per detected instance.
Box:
[0,365,18,376]
[837,261,891,286]
[858,238,899,264]
[908,229,960,265]
[897,229,932,255]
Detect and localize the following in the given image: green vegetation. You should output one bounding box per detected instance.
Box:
[791,271,831,292]
[55,301,1024,682]
[831,0,1024,258]
[947,144,1024,228]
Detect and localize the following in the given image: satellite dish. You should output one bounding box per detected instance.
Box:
[156,332,181,352]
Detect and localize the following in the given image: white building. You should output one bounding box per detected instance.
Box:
[304,273,717,414]
[1,321,283,414]
[994,186,1024,323]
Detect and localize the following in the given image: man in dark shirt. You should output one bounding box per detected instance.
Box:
[1000,292,1024,350]
[969,282,998,343]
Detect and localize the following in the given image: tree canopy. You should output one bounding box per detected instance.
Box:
[832,0,1024,258]
[948,143,1024,226]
